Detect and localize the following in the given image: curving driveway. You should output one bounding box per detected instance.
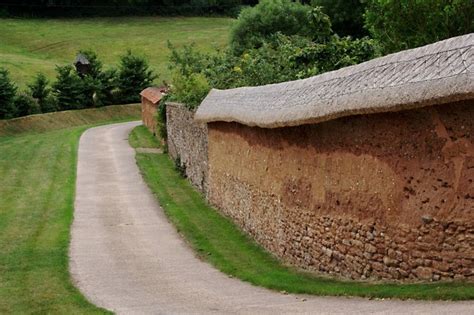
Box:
[70,121,474,314]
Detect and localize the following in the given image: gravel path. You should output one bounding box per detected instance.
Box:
[70,121,474,314]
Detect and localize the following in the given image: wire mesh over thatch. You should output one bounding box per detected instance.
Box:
[195,34,473,128]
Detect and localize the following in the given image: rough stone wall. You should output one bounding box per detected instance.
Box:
[141,97,157,134]
[207,100,474,282]
[166,103,208,194]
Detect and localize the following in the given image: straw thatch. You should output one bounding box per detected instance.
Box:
[195,34,474,128]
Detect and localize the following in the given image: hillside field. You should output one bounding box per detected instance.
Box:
[0,17,233,87]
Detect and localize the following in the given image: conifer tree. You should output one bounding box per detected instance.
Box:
[0,68,17,119]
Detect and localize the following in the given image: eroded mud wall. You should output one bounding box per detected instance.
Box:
[207,100,474,281]
[141,97,157,134]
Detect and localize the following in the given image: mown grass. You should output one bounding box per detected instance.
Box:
[0,17,233,87]
[0,108,141,313]
[129,125,160,148]
[135,150,474,301]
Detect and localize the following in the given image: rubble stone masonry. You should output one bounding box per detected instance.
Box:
[207,100,474,282]
[166,103,208,194]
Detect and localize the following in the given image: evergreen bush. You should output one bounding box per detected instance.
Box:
[14,93,41,117]
[28,73,56,113]
[52,65,87,111]
[116,50,157,104]
[0,68,18,119]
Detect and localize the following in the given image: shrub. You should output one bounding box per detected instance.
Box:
[0,68,17,119]
[116,50,157,104]
[14,93,41,117]
[312,0,367,38]
[229,0,331,54]
[52,65,88,111]
[77,50,119,106]
[156,94,169,144]
[41,95,59,113]
[94,68,118,106]
[364,0,474,53]
[168,33,379,106]
[170,72,210,109]
[28,73,55,113]
[76,50,119,107]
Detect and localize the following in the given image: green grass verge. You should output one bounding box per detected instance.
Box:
[135,151,474,300]
[0,17,233,87]
[129,125,161,148]
[0,108,141,313]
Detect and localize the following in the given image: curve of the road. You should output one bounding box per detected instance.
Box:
[70,121,474,314]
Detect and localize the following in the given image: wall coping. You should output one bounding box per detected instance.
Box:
[195,34,474,128]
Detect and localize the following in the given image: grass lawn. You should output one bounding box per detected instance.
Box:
[129,125,161,148]
[133,131,474,300]
[0,16,233,87]
[0,109,141,313]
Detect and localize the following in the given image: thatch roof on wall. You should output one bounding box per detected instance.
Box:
[195,34,474,128]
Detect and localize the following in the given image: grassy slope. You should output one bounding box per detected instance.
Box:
[0,17,233,87]
[0,108,141,313]
[0,103,140,136]
[133,136,474,300]
[129,125,160,148]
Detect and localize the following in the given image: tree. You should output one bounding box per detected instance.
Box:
[0,68,17,119]
[28,73,57,113]
[364,0,474,53]
[229,0,332,54]
[52,65,87,111]
[115,50,156,103]
[78,50,119,106]
[14,93,41,117]
[312,0,367,38]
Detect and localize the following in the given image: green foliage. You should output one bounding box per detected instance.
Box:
[52,49,153,111]
[52,65,88,111]
[0,68,17,119]
[28,73,57,113]
[116,50,157,104]
[95,69,119,106]
[157,97,168,143]
[13,93,41,117]
[230,0,330,54]
[312,0,367,37]
[77,50,118,107]
[4,49,156,118]
[364,0,474,53]
[167,33,379,105]
[170,72,210,109]
[168,0,379,107]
